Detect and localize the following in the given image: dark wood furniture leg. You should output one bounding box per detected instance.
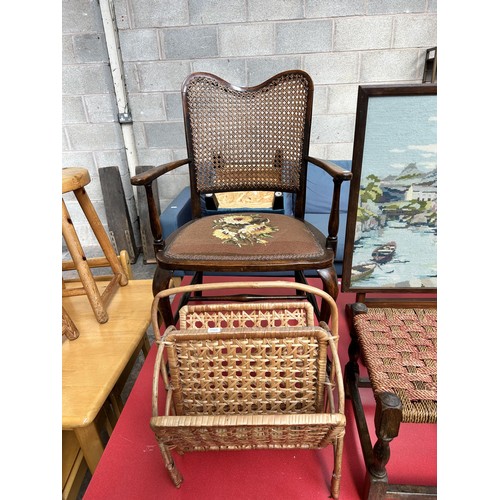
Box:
[345,356,397,499]
[153,267,174,327]
[317,266,339,323]
[364,392,402,499]
[344,303,397,500]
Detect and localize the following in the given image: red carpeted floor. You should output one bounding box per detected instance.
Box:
[83,277,436,499]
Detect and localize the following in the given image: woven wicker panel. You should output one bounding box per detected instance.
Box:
[353,308,437,424]
[151,414,345,452]
[185,73,310,193]
[179,301,315,330]
[165,327,329,417]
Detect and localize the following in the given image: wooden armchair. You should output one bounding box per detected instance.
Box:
[149,280,346,498]
[131,70,351,325]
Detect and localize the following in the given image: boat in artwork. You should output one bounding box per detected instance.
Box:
[371,241,396,264]
[351,262,377,282]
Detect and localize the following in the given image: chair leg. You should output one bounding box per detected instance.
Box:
[158,442,183,488]
[316,266,339,323]
[153,267,175,327]
[174,272,203,316]
[141,333,151,356]
[294,271,321,318]
[192,271,203,297]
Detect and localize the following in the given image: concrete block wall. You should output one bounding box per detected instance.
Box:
[62,0,437,249]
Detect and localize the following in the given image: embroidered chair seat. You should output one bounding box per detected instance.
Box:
[158,213,333,269]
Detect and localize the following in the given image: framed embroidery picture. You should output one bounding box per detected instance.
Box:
[342,84,437,293]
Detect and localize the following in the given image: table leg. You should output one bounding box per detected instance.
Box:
[74,422,105,474]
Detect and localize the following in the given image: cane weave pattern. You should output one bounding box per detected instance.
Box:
[152,414,345,452]
[353,308,437,424]
[179,301,315,330]
[165,328,328,417]
[150,291,345,497]
[185,73,310,194]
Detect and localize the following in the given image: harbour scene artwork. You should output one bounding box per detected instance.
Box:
[350,94,437,288]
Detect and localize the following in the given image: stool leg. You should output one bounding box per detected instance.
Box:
[62,306,80,340]
[73,186,128,286]
[62,199,108,323]
[364,392,402,500]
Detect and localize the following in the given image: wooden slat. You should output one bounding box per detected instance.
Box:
[135,165,160,264]
[98,166,139,263]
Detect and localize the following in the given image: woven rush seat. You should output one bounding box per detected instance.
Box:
[149,281,346,499]
[353,307,437,424]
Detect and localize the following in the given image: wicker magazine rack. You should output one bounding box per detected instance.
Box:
[150,281,346,498]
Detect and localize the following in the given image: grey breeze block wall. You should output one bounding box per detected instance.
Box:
[62,0,437,249]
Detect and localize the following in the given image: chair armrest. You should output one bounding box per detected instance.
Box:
[306,157,352,252]
[130,159,190,186]
[130,160,190,253]
[307,157,352,182]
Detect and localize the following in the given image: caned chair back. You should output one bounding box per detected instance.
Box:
[182,71,313,218]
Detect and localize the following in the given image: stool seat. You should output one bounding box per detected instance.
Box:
[353,307,437,424]
[62,167,91,194]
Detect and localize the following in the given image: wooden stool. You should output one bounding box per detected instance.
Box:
[344,303,437,499]
[62,167,128,323]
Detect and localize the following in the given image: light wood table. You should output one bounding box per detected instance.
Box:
[62,279,153,474]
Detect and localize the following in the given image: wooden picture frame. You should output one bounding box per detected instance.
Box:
[342,84,437,293]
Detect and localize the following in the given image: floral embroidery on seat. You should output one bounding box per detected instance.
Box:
[212,214,279,246]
